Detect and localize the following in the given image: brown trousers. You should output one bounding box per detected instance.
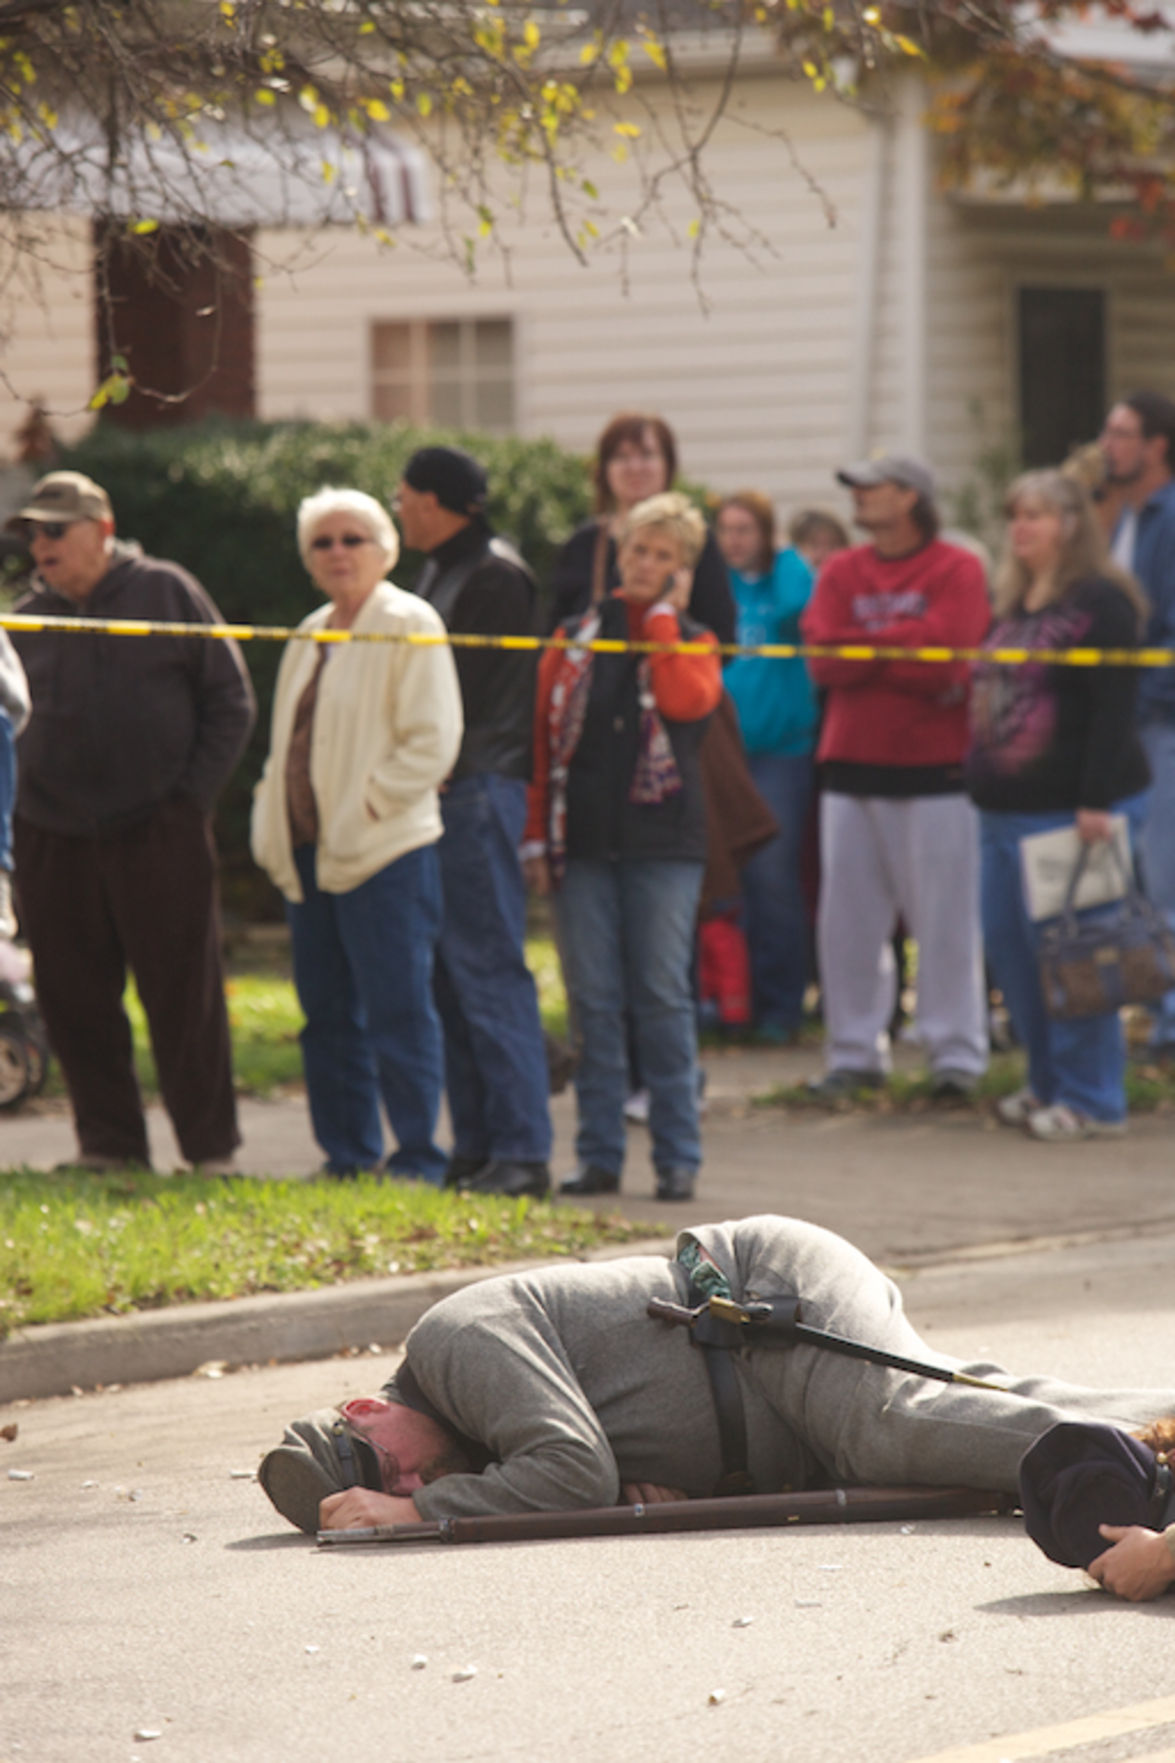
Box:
[14,799,240,1165]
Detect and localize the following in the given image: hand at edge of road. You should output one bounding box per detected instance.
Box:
[1087,1523,1175,1601]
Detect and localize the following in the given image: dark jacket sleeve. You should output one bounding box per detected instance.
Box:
[547,523,599,631]
[173,575,257,810]
[1076,583,1145,809]
[447,556,537,734]
[688,530,736,647]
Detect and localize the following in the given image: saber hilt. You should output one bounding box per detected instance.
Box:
[645,1293,1006,1392]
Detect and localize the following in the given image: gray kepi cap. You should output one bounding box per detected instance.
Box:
[836,454,936,500]
[258,1408,384,1534]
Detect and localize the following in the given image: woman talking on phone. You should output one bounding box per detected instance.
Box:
[524,493,722,1203]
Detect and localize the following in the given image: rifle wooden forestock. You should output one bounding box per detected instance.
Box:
[316,1484,1014,1547]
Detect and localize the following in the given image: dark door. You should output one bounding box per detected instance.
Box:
[1017,286,1106,468]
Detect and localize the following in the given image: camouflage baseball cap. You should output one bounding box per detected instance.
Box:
[258,1408,384,1534]
[7,470,113,531]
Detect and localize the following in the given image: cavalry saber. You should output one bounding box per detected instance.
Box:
[317,1483,1015,1547]
[646,1295,1008,1393]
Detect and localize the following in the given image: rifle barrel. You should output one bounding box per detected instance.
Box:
[316,1485,1013,1548]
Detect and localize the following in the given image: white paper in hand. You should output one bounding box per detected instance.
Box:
[1019,816,1131,922]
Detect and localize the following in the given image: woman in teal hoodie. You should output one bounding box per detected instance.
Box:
[716,492,818,1041]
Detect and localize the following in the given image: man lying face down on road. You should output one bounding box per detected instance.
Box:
[260,1216,1175,1600]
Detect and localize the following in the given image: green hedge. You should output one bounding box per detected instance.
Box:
[57,419,594,916]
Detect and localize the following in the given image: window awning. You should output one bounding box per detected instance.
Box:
[22,113,430,230]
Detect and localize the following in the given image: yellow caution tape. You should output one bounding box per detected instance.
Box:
[1,612,1172,668]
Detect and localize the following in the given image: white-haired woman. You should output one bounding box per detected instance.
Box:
[251,487,464,1180]
[524,492,722,1202]
[966,469,1151,1141]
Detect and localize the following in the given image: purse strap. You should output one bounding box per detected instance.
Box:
[1060,833,1138,923]
[589,521,611,608]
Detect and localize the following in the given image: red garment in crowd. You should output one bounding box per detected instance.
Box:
[698,909,752,1026]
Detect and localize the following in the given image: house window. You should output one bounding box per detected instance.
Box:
[1017,287,1106,468]
[371,318,515,431]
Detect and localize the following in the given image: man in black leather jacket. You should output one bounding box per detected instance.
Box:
[395,447,552,1197]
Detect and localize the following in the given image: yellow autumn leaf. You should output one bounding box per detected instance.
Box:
[366,98,391,122]
[417,91,433,117]
[130,218,159,234]
[579,42,600,64]
[523,20,540,49]
[313,102,330,128]
[253,88,276,106]
[613,122,641,138]
[894,33,925,57]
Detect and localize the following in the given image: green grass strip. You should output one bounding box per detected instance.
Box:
[0,1169,661,1338]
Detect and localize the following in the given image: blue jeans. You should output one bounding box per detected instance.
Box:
[556,858,704,1179]
[433,774,551,1163]
[979,796,1149,1124]
[288,843,447,1181]
[741,751,813,1033]
[0,711,15,872]
[1138,719,1175,1052]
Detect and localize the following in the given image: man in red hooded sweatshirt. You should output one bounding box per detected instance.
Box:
[801,455,991,1099]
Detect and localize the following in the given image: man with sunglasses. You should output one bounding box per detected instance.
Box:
[6,470,255,1173]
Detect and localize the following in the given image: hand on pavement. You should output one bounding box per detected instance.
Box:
[1087,1524,1175,1601]
[318,1488,423,1531]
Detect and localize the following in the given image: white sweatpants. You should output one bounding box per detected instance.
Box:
[817,792,987,1078]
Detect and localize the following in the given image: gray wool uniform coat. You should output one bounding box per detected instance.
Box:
[385,1216,1175,1521]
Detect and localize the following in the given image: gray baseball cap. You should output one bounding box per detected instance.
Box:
[836,455,936,500]
[6,470,113,531]
[258,1408,384,1534]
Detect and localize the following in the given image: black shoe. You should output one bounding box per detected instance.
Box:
[559,1165,621,1197]
[654,1167,696,1202]
[929,1067,978,1101]
[806,1068,886,1102]
[445,1154,488,1189]
[463,1158,550,1199]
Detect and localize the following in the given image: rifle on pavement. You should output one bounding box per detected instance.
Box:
[317,1483,1015,1547]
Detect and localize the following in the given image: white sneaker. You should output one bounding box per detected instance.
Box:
[995,1087,1040,1127]
[0,871,15,941]
[1024,1103,1127,1142]
[623,1088,650,1125]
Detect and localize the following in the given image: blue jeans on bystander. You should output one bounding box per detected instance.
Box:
[741,751,813,1035]
[288,843,447,1181]
[979,793,1150,1124]
[556,857,704,1182]
[433,773,552,1165]
[1138,718,1175,1054]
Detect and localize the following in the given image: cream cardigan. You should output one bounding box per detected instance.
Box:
[250,580,463,901]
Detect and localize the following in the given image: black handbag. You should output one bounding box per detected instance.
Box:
[1038,840,1175,1021]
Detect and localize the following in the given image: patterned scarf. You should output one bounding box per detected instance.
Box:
[546,605,683,884]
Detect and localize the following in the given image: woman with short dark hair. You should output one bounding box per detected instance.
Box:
[547,411,735,643]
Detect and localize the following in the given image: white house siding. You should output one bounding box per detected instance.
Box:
[0,216,94,454]
[255,73,874,520]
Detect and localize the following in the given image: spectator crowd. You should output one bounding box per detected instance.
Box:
[3,390,1174,1194]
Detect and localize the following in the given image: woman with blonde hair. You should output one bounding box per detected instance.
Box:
[966,469,1151,1141]
[525,492,722,1202]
